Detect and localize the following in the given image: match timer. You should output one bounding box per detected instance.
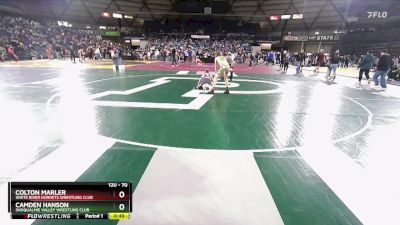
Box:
[8,182,132,220]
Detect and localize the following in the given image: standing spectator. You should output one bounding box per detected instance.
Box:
[143,50,148,62]
[7,45,18,61]
[7,45,18,62]
[147,51,151,61]
[326,50,340,80]
[95,46,102,60]
[267,51,274,66]
[184,49,188,62]
[279,50,285,70]
[171,47,177,66]
[87,46,94,60]
[388,56,399,81]
[78,47,85,63]
[55,44,61,60]
[283,52,289,72]
[30,49,37,61]
[188,48,193,63]
[249,53,254,67]
[112,46,123,71]
[344,56,350,68]
[314,49,324,74]
[272,51,276,65]
[70,45,76,63]
[227,52,234,81]
[255,52,259,65]
[63,48,69,59]
[305,54,310,67]
[102,48,108,59]
[294,51,304,75]
[373,56,379,69]
[47,45,54,60]
[372,49,391,91]
[357,51,374,86]
[154,49,160,60]
[162,49,167,61]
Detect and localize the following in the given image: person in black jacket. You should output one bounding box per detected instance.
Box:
[171,48,177,66]
[326,50,340,80]
[372,49,391,90]
[249,53,254,67]
[69,45,76,63]
[279,49,285,69]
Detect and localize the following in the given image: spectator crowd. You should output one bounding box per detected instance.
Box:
[0,15,120,62]
[142,35,252,63]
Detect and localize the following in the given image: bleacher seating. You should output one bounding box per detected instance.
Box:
[339,29,400,56]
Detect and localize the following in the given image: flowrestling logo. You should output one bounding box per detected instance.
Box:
[367,11,388,19]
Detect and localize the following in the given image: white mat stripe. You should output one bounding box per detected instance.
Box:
[119,149,284,225]
[176,71,189,75]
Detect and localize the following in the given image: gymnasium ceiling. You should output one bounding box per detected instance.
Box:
[0,0,397,31]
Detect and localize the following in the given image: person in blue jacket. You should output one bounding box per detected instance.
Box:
[357,51,374,86]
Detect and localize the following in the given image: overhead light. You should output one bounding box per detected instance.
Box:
[281,15,291,20]
[204,7,212,14]
[86,26,91,29]
[292,14,303,19]
[270,15,280,21]
[124,15,133,19]
[315,31,320,35]
[101,12,111,17]
[124,40,131,43]
[347,17,358,22]
[334,30,338,34]
[99,26,107,30]
[57,21,67,26]
[112,13,123,19]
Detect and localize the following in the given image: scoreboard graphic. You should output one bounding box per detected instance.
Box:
[8,182,132,219]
